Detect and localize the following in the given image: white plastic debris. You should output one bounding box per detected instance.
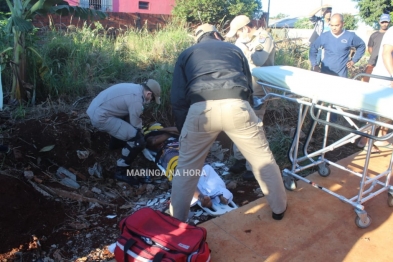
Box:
[88,162,102,178]
[212,162,225,168]
[210,141,224,161]
[24,170,34,180]
[91,187,102,194]
[194,210,203,217]
[76,150,90,159]
[55,167,80,189]
[56,167,77,181]
[106,215,117,219]
[147,198,158,206]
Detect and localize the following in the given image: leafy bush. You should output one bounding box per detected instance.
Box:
[172,0,261,24]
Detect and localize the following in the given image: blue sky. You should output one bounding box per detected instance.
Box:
[261,0,359,17]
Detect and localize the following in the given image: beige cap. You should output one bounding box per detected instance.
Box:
[226,15,251,38]
[145,79,161,104]
[194,23,218,41]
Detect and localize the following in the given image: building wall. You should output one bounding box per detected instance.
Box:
[65,0,175,14]
[32,12,171,32]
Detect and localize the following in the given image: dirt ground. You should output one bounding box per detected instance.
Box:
[0,104,269,262]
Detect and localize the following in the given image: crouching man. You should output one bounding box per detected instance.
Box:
[86,79,161,185]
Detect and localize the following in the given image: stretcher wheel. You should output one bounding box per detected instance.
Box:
[355,215,372,229]
[388,194,393,207]
[283,177,297,191]
[318,164,331,177]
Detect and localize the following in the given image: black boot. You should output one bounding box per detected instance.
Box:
[272,205,287,220]
[229,159,246,174]
[114,166,140,186]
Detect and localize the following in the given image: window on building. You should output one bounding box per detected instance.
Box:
[139,1,149,10]
[89,0,101,10]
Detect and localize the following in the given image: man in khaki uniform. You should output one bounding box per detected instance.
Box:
[226,15,276,180]
[170,24,287,222]
[87,79,161,185]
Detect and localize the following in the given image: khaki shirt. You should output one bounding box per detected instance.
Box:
[235,28,275,70]
[235,28,275,96]
[86,83,144,140]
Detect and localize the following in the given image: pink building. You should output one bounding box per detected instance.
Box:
[65,0,175,14]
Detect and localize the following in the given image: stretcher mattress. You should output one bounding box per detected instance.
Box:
[252,66,393,120]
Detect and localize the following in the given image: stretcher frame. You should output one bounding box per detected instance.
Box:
[253,66,393,228]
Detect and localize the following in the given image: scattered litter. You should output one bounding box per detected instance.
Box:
[106,215,117,219]
[28,181,53,198]
[212,162,225,168]
[147,198,158,206]
[24,170,34,180]
[76,150,90,159]
[210,141,225,161]
[91,187,102,194]
[88,162,102,178]
[146,184,155,193]
[39,145,55,152]
[159,198,167,203]
[56,167,77,181]
[194,210,203,217]
[241,200,249,205]
[120,203,133,209]
[103,191,117,199]
[237,190,245,194]
[193,219,200,225]
[60,177,80,189]
[68,222,89,230]
[221,171,231,176]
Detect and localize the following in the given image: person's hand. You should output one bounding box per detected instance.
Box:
[312,65,321,72]
[346,61,354,68]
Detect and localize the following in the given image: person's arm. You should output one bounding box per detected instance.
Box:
[146,133,171,149]
[382,43,393,87]
[367,35,374,55]
[159,127,179,134]
[309,35,322,71]
[348,34,366,68]
[240,49,253,93]
[127,100,143,137]
[171,57,190,133]
[308,4,332,17]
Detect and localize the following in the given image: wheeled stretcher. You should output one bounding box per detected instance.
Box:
[252,66,393,228]
[142,148,238,216]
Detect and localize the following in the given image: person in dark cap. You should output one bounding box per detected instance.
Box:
[170,23,287,222]
[86,79,161,185]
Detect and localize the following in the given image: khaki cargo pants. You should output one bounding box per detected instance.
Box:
[170,99,287,222]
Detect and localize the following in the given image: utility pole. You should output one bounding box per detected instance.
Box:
[267,0,270,27]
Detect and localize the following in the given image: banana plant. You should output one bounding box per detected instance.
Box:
[2,0,106,104]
